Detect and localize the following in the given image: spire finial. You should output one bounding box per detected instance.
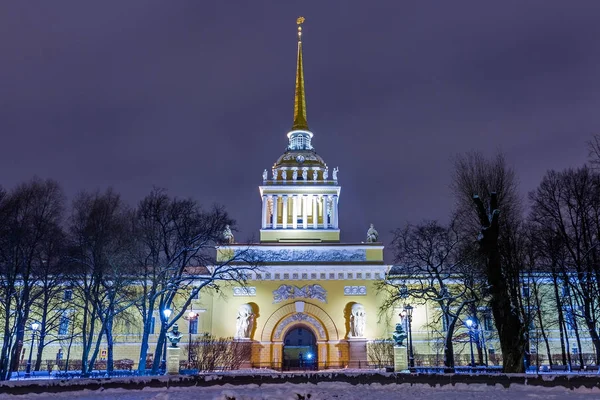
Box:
[292,16,309,131]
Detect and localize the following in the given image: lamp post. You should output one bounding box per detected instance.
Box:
[403,304,414,368]
[466,318,476,368]
[184,310,198,365]
[161,308,172,374]
[25,321,40,378]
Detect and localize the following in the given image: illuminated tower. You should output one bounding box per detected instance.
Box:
[259,17,340,243]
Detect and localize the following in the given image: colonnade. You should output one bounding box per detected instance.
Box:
[261,194,338,229]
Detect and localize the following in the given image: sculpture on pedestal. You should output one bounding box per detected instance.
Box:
[366,223,379,243]
[332,167,339,180]
[223,225,234,244]
[166,324,183,348]
[392,323,407,347]
[302,168,308,180]
[262,169,268,181]
[292,169,298,181]
[323,168,328,180]
[235,304,255,339]
[350,303,366,337]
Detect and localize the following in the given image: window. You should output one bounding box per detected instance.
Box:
[150,316,156,334]
[285,339,290,345]
[191,291,200,300]
[562,286,570,297]
[483,313,493,331]
[63,290,73,301]
[298,339,303,346]
[298,328,302,335]
[565,309,576,331]
[522,285,530,298]
[441,315,449,332]
[189,319,198,334]
[58,316,70,335]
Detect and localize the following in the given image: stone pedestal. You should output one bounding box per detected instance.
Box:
[166,347,180,375]
[394,346,409,373]
[347,337,368,368]
[233,338,253,369]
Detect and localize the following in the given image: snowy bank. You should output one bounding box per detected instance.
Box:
[1,371,600,396]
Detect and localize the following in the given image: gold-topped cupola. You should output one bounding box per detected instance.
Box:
[259,18,341,243]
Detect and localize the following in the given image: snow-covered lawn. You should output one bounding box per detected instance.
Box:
[1,381,599,400]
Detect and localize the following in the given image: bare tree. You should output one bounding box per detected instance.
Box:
[68,189,137,375]
[133,188,259,374]
[376,220,482,370]
[0,178,65,380]
[529,167,600,365]
[451,151,527,372]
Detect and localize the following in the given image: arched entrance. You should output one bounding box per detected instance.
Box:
[259,301,345,371]
[283,324,317,370]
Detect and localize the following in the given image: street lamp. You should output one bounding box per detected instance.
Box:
[403,304,414,368]
[466,318,476,368]
[161,308,172,374]
[25,321,40,378]
[184,310,198,365]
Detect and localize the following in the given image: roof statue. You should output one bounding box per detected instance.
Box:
[366,223,379,243]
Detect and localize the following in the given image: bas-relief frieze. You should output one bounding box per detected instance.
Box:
[344,286,367,296]
[273,284,327,303]
[240,248,367,262]
[233,287,256,296]
[274,313,326,340]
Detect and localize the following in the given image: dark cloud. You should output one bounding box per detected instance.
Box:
[1,1,600,261]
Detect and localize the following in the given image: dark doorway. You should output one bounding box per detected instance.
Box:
[283,325,317,370]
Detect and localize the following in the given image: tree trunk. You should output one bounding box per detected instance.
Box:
[34,332,46,372]
[444,320,457,370]
[106,319,114,374]
[487,247,526,372]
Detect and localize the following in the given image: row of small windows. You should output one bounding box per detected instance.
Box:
[522,285,570,298]
[62,289,200,301]
[56,314,199,336]
[254,272,380,280]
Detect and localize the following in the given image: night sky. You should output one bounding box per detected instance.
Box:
[2,1,600,256]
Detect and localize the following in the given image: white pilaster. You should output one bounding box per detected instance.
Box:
[261,195,267,229]
[302,195,308,229]
[312,195,318,229]
[292,195,298,229]
[267,195,273,228]
[272,195,278,229]
[282,195,288,229]
[333,195,339,228]
[324,196,330,229]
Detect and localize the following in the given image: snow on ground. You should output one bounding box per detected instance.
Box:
[1,381,599,400]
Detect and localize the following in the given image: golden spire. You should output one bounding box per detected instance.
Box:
[292,16,309,131]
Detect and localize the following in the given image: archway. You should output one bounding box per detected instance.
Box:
[282,324,317,371]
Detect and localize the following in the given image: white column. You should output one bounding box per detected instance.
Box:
[292,195,298,229]
[312,195,318,229]
[332,195,339,229]
[261,195,267,229]
[282,195,288,229]
[272,195,278,229]
[302,195,308,229]
[323,196,329,229]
